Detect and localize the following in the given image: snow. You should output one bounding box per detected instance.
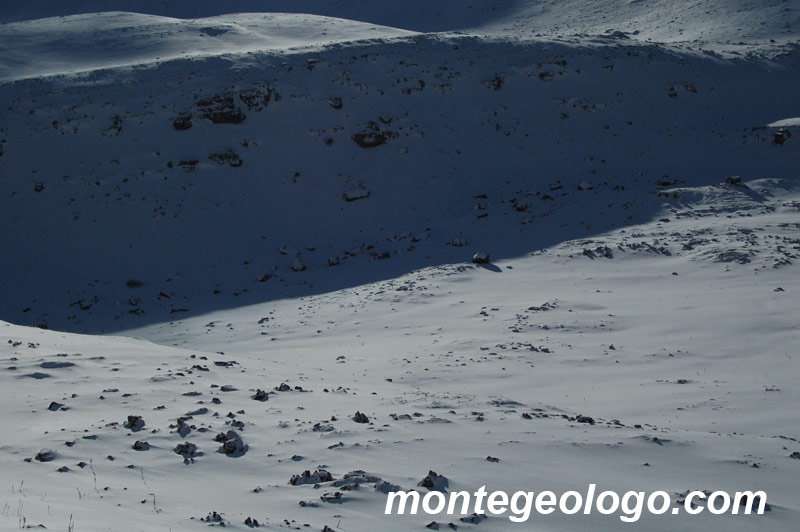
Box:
[0,12,417,82]
[0,1,798,530]
[768,117,800,128]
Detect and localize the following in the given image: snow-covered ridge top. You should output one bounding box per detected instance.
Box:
[2,0,797,44]
[1,0,797,82]
[0,11,418,82]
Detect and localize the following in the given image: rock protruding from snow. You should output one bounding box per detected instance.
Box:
[418,470,449,492]
[173,442,199,463]
[343,185,371,202]
[291,257,307,272]
[375,481,403,493]
[35,449,56,462]
[172,114,192,130]
[123,415,145,432]
[174,416,192,437]
[773,128,792,145]
[289,469,334,486]
[251,389,269,401]
[351,121,397,148]
[472,251,490,264]
[196,94,246,124]
[216,430,247,457]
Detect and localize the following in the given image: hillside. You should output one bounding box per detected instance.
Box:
[1,0,798,52]
[0,1,798,531]
[1,25,798,332]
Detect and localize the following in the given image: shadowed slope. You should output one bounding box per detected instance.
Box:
[1,35,797,333]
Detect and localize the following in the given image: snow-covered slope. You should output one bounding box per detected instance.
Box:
[0,1,798,531]
[0,0,513,30]
[1,0,798,52]
[1,33,798,333]
[2,1,798,83]
[0,12,418,82]
[2,178,799,531]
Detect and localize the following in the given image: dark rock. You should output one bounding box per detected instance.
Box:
[177,159,198,171]
[375,481,402,493]
[201,511,223,523]
[239,87,276,111]
[172,114,192,130]
[351,121,396,148]
[104,115,123,136]
[133,440,150,451]
[352,131,388,148]
[173,442,198,457]
[40,361,75,369]
[320,491,344,503]
[208,149,242,167]
[196,94,246,124]
[35,449,56,462]
[217,430,246,456]
[174,417,193,437]
[418,470,449,492]
[123,415,145,431]
[290,469,334,486]
[715,250,751,264]
[460,513,487,524]
[483,75,504,90]
[353,411,369,423]
[472,251,490,264]
[343,186,371,202]
[773,128,791,145]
